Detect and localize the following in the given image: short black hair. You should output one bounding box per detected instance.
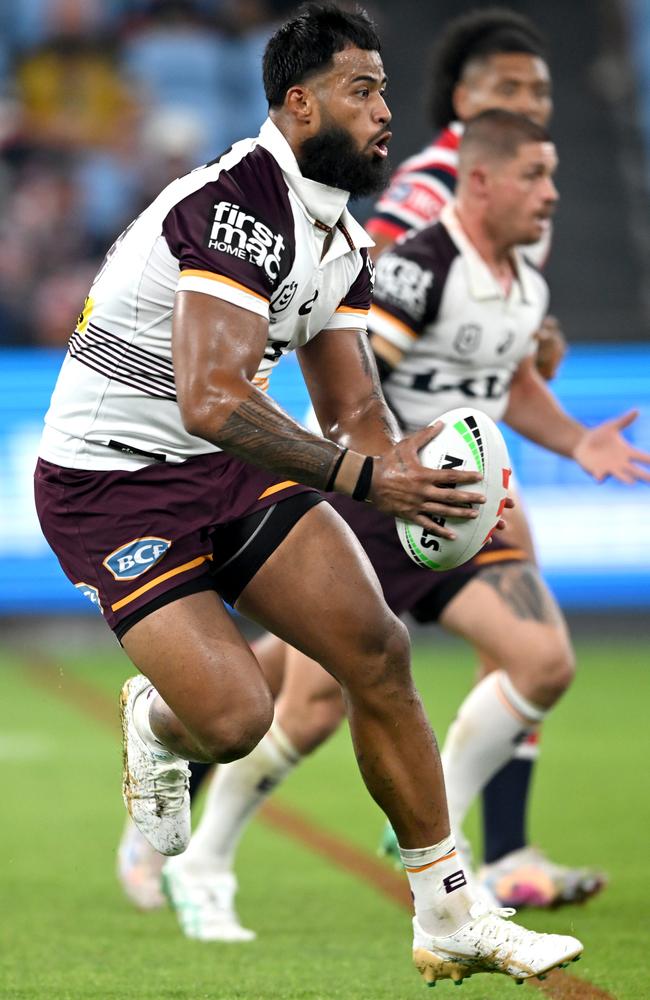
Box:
[263,2,381,109]
[429,7,548,129]
[460,108,551,166]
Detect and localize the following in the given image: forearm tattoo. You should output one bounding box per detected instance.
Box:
[478,562,563,624]
[217,390,341,488]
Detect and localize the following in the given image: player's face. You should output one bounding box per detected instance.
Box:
[486,141,559,245]
[455,53,553,127]
[297,47,392,196]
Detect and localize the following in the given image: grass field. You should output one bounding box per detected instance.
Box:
[2,626,649,1000]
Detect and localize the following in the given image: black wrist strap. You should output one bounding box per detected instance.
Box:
[325,447,348,491]
[352,456,374,502]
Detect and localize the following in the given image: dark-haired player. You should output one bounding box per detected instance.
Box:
[36,3,583,987]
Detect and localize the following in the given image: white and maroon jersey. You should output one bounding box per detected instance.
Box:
[368,204,549,430]
[39,119,374,470]
[366,122,551,268]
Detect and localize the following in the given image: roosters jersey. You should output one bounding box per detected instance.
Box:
[367,122,551,268]
[368,204,549,429]
[40,119,374,470]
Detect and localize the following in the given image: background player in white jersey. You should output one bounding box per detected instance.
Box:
[35,4,585,988]
[159,111,649,943]
[368,6,575,896]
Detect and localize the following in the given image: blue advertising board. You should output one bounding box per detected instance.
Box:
[1,346,648,614]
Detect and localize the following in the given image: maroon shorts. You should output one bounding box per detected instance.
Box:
[328,494,527,624]
[34,452,318,636]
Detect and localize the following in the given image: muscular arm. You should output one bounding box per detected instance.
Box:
[503,355,584,457]
[173,291,343,489]
[297,328,400,456]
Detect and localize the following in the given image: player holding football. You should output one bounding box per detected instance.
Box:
[159,110,650,944]
[35,4,584,988]
[119,6,593,915]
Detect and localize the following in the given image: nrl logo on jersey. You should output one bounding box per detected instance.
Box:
[207,202,286,280]
[270,281,297,314]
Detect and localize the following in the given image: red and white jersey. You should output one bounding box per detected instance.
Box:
[40,119,374,471]
[368,204,549,429]
[367,122,551,268]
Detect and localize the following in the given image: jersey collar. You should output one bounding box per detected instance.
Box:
[257,118,373,251]
[440,202,535,303]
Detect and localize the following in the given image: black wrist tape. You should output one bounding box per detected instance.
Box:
[325,447,348,491]
[352,456,374,502]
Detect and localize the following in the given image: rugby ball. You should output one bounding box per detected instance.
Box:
[395,407,511,571]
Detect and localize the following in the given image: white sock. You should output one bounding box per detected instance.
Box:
[441,671,546,836]
[176,720,300,877]
[132,682,174,758]
[401,834,476,937]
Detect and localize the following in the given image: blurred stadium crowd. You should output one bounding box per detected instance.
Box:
[0,0,301,348]
[1,0,649,349]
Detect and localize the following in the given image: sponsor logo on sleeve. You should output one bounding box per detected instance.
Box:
[103,537,172,581]
[74,582,103,613]
[365,251,376,288]
[206,201,286,280]
[375,253,433,321]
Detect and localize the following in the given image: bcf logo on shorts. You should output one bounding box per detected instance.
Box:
[103,537,171,581]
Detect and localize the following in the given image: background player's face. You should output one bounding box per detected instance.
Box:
[484,140,558,245]
[455,53,553,127]
[295,47,392,196]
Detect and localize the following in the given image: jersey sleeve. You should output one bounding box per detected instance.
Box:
[368,246,439,352]
[365,169,454,243]
[321,248,373,332]
[163,152,294,321]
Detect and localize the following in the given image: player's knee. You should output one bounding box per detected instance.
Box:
[350,613,412,695]
[528,641,575,704]
[198,685,274,763]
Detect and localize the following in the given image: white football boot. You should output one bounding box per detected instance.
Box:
[116,817,166,910]
[120,675,191,856]
[412,901,583,986]
[162,864,256,942]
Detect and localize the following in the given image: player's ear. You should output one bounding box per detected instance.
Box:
[467,163,490,199]
[452,81,470,122]
[285,85,316,124]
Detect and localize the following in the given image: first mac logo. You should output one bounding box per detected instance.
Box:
[103,537,171,581]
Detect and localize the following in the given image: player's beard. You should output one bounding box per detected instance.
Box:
[297,123,390,198]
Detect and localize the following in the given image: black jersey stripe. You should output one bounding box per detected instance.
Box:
[69,331,177,399]
[69,332,175,393]
[87,322,175,376]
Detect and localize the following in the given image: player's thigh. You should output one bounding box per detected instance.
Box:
[236,502,409,687]
[274,645,345,752]
[280,644,342,707]
[122,589,272,740]
[251,631,289,697]
[439,560,572,674]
